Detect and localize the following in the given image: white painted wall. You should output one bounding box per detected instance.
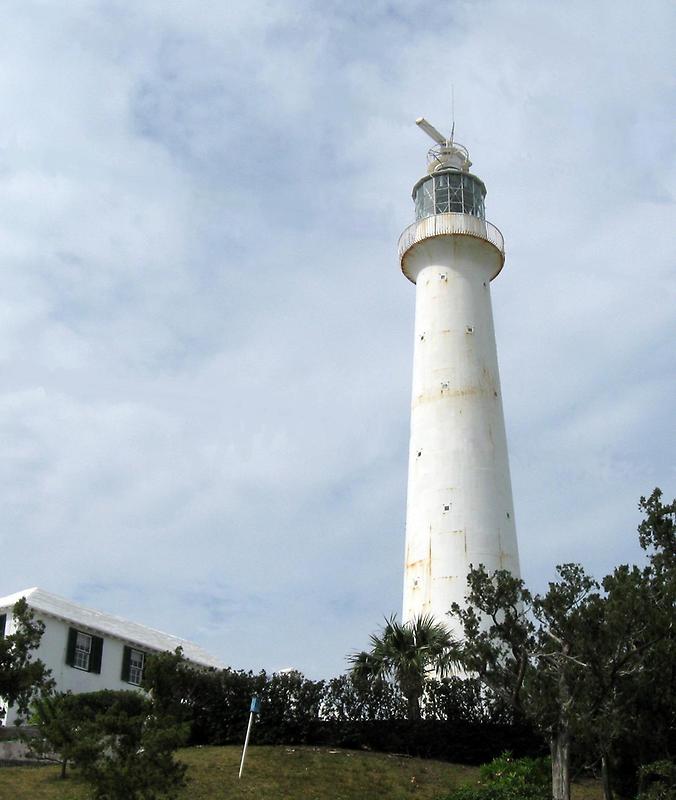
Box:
[401,232,521,640]
[2,611,143,725]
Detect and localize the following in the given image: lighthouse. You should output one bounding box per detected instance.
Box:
[400,119,521,634]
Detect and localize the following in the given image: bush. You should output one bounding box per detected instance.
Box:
[422,678,514,724]
[637,761,676,800]
[29,690,188,799]
[140,650,545,763]
[441,752,550,800]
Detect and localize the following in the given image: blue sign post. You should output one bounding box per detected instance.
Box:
[238,695,261,779]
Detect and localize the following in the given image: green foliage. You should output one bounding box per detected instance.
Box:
[257,670,325,744]
[637,761,676,800]
[139,649,541,764]
[0,598,53,722]
[450,489,676,800]
[26,693,90,778]
[348,613,458,720]
[141,647,199,720]
[322,672,406,721]
[77,711,188,800]
[142,651,268,745]
[637,489,676,576]
[29,690,188,800]
[422,677,513,724]
[441,752,550,800]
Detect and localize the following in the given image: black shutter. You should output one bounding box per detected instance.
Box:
[66,628,77,666]
[121,646,131,682]
[89,635,103,674]
[0,613,6,638]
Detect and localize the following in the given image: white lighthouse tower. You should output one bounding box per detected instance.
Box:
[400,119,521,634]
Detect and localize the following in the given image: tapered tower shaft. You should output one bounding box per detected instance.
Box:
[399,125,520,634]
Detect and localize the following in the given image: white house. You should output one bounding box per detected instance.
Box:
[0,587,224,726]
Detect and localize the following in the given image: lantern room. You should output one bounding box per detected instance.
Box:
[412,170,486,220]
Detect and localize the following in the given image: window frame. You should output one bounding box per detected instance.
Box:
[73,631,92,671]
[121,645,147,686]
[128,649,145,686]
[66,627,104,674]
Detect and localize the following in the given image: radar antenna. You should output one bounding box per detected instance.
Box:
[415,116,471,173]
[416,117,447,146]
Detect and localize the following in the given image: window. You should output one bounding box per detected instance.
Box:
[74,632,92,670]
[434,173,451,213]
[414,180,434,219]
[122,646,146,685]
[129,650,144,686]
[66,628,103,674]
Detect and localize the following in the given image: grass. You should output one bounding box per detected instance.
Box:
[0,745,604,799]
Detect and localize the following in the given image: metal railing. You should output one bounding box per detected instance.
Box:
[397,213,505,263]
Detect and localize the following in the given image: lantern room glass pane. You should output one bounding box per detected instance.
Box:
[415,180,434,219]
[434,174,450,213]
[414,172,486,221]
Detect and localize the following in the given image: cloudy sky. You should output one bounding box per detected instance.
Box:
[1,0,674,678]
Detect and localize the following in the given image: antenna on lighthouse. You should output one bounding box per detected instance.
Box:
[416,117,447,146]
[416,117,471,173]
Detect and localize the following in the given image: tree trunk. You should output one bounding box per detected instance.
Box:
[60,759,67,780]
[406,693,421,720]
[550,729,571,800]
[601,752,614,800]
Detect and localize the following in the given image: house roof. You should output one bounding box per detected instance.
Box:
[0,587,224,669]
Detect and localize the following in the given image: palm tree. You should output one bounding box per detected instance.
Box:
[349,613,458,720]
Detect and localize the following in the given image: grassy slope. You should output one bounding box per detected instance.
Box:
[0,745,604,800]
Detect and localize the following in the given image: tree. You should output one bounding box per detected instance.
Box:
[451,563,601,800]
[141,647,197,720]
[27,693,86,778]
[530,564,599,800]
[452,489,676,800]
[349,613,457,720]
[578,490,676,798]
[0,598,53,723]
[29,690,188,799]
[632,489,675,772]
[78,703,188,800]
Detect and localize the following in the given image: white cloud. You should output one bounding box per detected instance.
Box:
[0,0,674,676]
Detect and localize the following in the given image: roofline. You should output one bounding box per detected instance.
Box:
[0,587,224,669]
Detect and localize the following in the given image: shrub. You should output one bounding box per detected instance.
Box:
[29,690,188,799]
[637,761,676,800]
[140,650,545,762]
[441,752,550,800]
